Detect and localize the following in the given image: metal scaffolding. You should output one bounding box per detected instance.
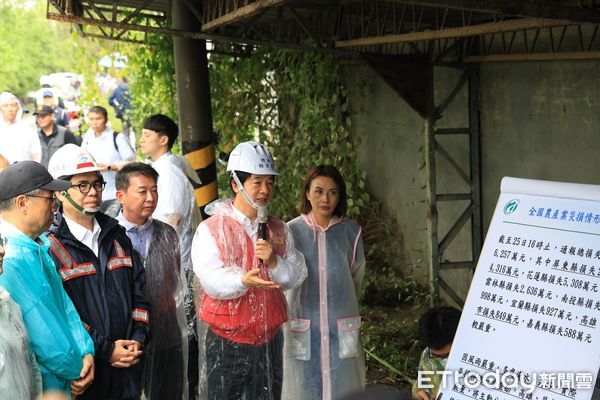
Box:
[47,1,600,61]
[425,66,482,306]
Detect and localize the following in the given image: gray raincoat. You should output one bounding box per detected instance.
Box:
[284,213,366,400]
[0,285,42,399]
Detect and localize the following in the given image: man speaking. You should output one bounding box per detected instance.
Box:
[192,141,307,400]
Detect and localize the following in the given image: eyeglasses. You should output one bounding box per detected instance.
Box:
[428,348,450,359]
[70,181,106,194]
[26,194,57,202]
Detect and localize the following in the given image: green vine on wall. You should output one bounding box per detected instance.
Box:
[209,45,369,220]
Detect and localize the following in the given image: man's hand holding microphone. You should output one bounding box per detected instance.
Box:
[242,206,280,289]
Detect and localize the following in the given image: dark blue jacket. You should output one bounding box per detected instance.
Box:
[53,106,70,127]
[48,211,150,400]
[108,83,131,119]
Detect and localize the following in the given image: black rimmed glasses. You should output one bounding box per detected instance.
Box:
[428,348,450,359]
[70,180,106,194]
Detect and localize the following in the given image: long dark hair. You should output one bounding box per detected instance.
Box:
[300,165,347,217]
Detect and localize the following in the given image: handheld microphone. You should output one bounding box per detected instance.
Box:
[257,206,268,241]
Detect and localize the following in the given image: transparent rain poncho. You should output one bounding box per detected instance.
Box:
[0,225,94,394]
[0,91,41,164]
[191,199,307,400]
[151,152,202,342]
[0,285,42,400]
[127,220,189,400]
[283,213,366,400]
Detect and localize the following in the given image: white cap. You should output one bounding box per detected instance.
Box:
[48,144,102,179]
[226,141,279,176]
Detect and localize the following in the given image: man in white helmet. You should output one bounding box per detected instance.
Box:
[0,92,41,163]
[47,144,150,400]
[192,141,307,400]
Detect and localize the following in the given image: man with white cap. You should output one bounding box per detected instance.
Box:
[0,92,41,163]
[0,160,95,396]
[192,141,307,400]
[47,144,150,400]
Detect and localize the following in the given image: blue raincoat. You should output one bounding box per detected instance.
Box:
[0,223,94,394]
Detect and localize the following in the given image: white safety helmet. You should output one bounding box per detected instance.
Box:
[48,144,102,179]
[226,141,279,176]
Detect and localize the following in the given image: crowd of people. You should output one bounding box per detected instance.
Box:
[0,94,382,400]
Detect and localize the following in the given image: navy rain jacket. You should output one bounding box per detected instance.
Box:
[48,211,150,400]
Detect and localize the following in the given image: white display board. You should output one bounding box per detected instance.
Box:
[436,177,600,400]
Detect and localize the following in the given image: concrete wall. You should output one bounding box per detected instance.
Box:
[344,64,428,279]
[480,61,600,227]
[344,60,600,302]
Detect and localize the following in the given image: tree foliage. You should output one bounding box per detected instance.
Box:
[0,1,78,97]
[72,33,176,141]
[209,46,369,220]
[121,34,177,133]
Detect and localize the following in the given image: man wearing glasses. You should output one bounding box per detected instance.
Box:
[47,144,150,400]
[0,160,95,396]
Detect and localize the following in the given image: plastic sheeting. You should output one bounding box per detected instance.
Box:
[192,199,307,400]
[0,92,41,164]
[148,152,203,398]
[137,220,189,400]
[0,285,42,400]
[0,225,94,393]
[284,213,366,400]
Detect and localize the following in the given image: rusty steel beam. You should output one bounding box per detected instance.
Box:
[384,0,600,25]
[464,51,600,62]
[202,0,294,32]
[46,11,359,56]
[82,32,150,44]
[336,17,570,47]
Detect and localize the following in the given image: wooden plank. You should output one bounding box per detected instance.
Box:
[202,0,293,31]
[336,18,569,47]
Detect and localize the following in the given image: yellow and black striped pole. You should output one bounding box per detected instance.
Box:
[174,0,217,219]
[185,141,218,217]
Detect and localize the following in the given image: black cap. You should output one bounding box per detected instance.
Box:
[33,104,53,116]
[0,161,71,201]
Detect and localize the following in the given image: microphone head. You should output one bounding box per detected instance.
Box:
[257,206,268,224]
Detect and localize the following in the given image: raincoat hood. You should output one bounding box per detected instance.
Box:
[0,91,24,122]
[301,212,346,242]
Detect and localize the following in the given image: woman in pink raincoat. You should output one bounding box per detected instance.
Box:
[284,165,366,400]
